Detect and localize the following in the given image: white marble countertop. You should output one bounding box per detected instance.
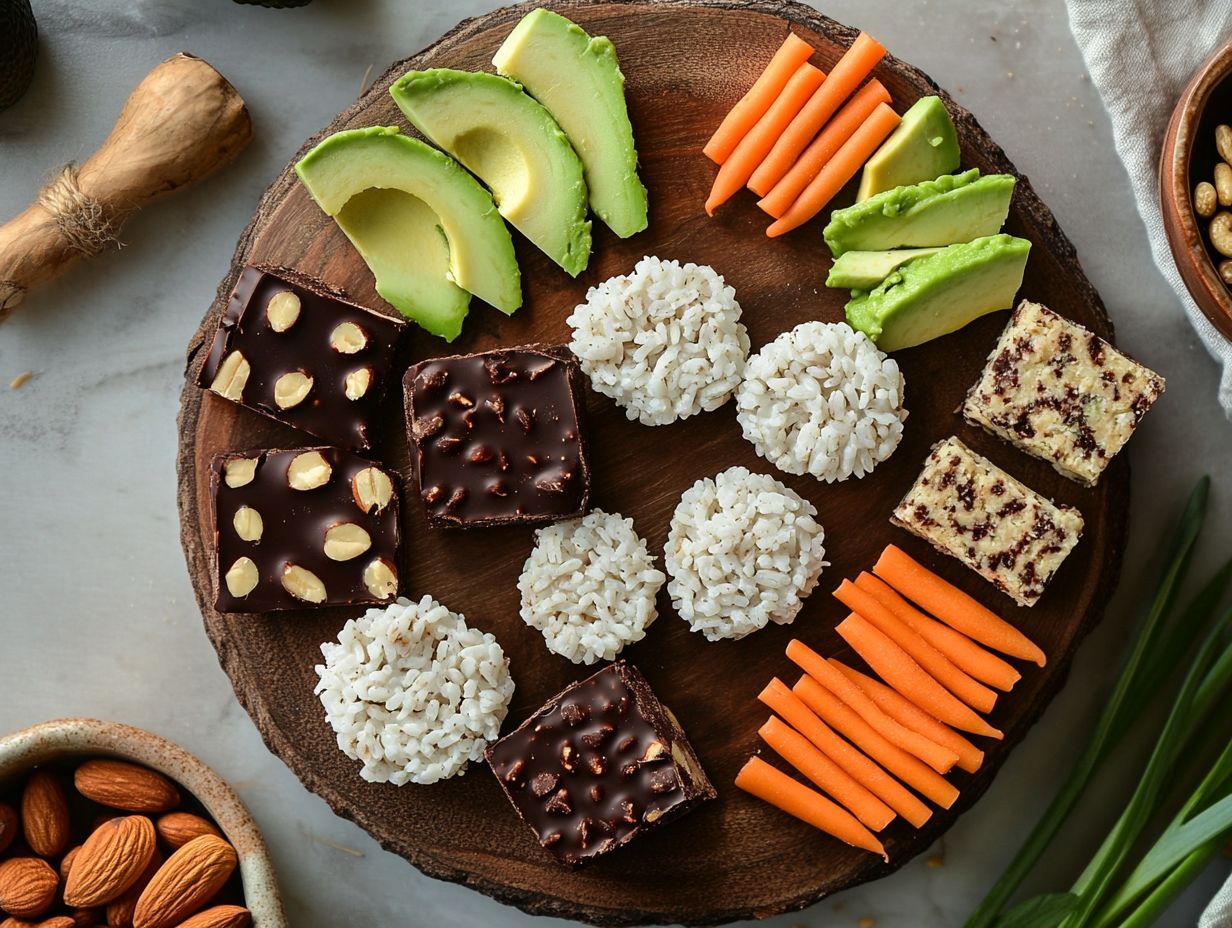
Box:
[1,0,1230,925]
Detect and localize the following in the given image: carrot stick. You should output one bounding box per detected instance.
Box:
[786,639,959,773]
[704,33,815,164]
[836,614,1003,739]
[855,572,1021,692]
[735,756,887,859]
[753,78,890,205]
[759,715,896,831]
[834,580,999,714]
[705,63,826,215]
[759,678,932,827]
[749,32,886,194]
[834,659,985,774]
[764,102,900,236]
[792,674,958,811]
[873,545,1047,666]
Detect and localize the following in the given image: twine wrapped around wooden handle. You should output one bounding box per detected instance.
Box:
[0,53,253,322]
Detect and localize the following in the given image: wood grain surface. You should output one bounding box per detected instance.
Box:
[175,1,1129,923]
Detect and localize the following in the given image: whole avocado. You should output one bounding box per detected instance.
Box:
[0,0,38,111]
[232,0,314,6]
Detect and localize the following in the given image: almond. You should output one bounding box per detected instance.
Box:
[69,909,99,928]
[153,815,220,851]
[132,835,235,928]
[0,857,58,918]
[63,816,155,908]
[104,847,161,928]
[33,919,75,928]
[58,847,80,882]
[21,771,71,858]
[171,906,250,928]
[73,762,179,814]
[0,804,17,855]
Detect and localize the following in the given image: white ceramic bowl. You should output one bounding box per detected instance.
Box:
[0,717,287,928]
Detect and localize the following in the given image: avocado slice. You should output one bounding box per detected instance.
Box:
[856,96,960,201]
[824,169,1015,257]
[826,247,944,289]
[296,127,521,342]
[493,8,648,239]
[334,187,468,335]
[391,68,592,276]
[845,234,1031,351]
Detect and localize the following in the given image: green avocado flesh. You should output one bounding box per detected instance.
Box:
[845,234,1031,351]
[295,127,521,341]
[824,169,1015,257]
[391,68,592,277]
[493,8,648,239]
[856,96,960,201]
[826,247,944,289]
[335,188,468,334]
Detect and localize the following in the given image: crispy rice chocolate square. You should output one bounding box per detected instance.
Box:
[486,662,715,868]
[404,345,590,528]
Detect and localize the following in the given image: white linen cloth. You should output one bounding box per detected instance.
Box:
[1066,0,1232,417]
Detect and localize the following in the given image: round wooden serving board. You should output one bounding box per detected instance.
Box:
[177,2,1129,923]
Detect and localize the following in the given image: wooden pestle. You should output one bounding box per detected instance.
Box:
[0,53,253,321]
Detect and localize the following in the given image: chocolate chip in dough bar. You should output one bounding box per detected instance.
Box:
[892,436,1083,607]
[962,300,1163,486]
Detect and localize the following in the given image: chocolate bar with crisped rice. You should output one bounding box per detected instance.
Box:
[404,345,590,528]
[486,662,715,868]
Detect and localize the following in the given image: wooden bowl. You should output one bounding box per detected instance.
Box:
[1160,39,1232,339]
[0,717,288,928]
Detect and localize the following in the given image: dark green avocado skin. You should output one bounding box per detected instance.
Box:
[232,0,314,6]
[0,0,38,111]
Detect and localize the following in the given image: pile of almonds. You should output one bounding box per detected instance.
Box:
[1193,123,1232,285]
[0,759,250,928]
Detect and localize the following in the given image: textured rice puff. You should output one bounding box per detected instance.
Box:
[518,509,666,664]
[314,595,514,785]
[666,466,827,641]
[737,321,907,483]
[567,256,750,426]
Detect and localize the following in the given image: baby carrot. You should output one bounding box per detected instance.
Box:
[834,659,985,774]
[855,572,1021,692]
[793,674,958,811]
[759,678,932,827]
[765,102,900,236]
[750,31,886,194]
[753,78,890,206]
[704,32,815,164]
[873,545,1047,666]
[760,715,896,831]
[735,756,887,859]
[786,639,959,773]
[705,63,826,214]
[834,579,999,714]
[836,614,1003,739]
